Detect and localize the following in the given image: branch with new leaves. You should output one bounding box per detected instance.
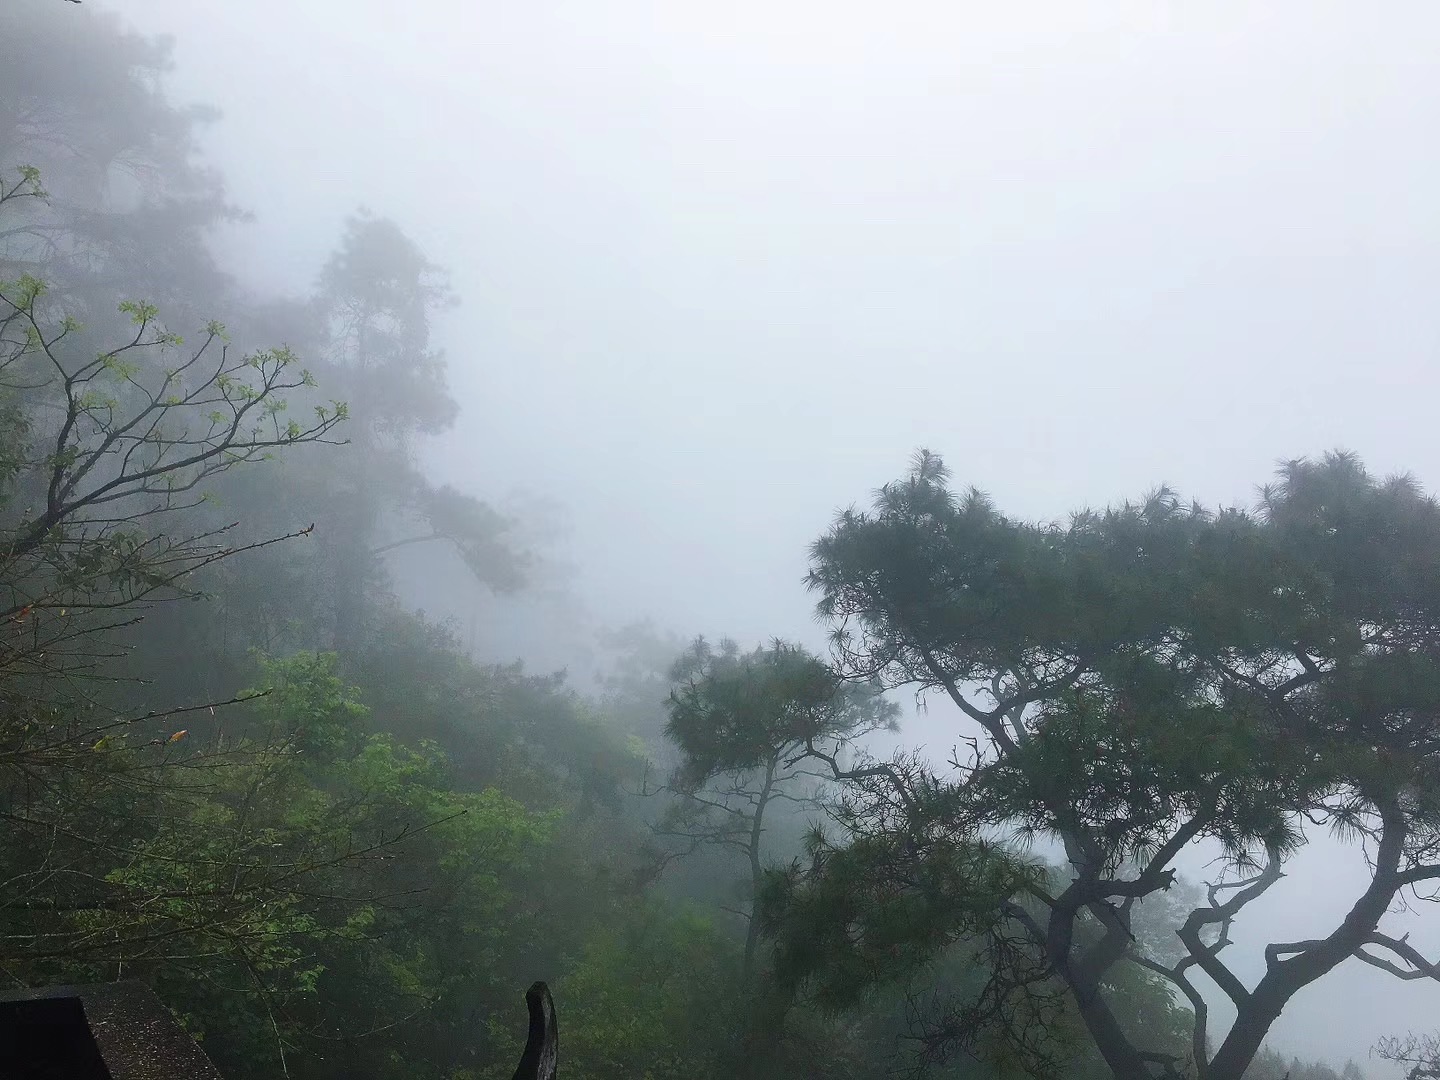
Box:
[1,165,347,678]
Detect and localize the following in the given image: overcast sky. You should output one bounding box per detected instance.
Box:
[93,0,1440,1068]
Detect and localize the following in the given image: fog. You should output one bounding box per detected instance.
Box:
[104,2,1440,649]
[24,0,1440,1073]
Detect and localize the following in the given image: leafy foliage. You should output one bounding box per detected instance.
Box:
[1,10,1409,1080]
[654,638,898,981]
[666,636,897,787]
[772,448,1440,1080]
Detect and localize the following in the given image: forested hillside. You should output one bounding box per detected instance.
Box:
[2,7,1433,1080]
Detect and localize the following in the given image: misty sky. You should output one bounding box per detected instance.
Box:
[91,0,1440,1068]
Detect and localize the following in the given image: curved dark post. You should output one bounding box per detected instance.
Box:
[511,981,557,1080]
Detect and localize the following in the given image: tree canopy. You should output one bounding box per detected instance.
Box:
[4,7,1428,1080]
[768,449,1440,1080]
